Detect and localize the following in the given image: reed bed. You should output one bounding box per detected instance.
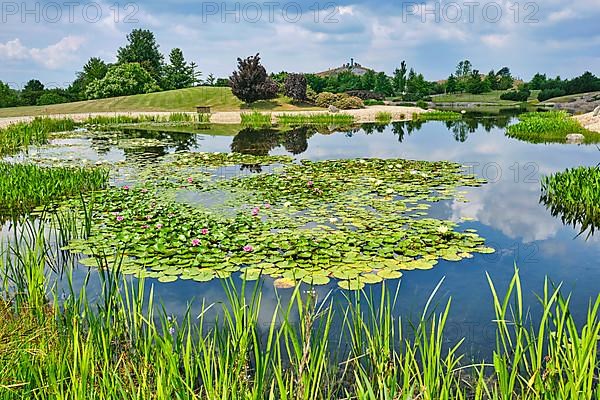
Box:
[240,111,273,127]
[507,111,600,143]
[276,113,355,126]
[0,216,599,400]
[374,111,393,124]
[541,166,600,237]
[83,113,209,125]
[414,110,463,121]
[0,117,75,156]
[0,163,108,217]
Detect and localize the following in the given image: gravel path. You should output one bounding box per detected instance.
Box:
[0,106,426,129]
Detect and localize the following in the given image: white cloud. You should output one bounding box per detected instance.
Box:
[0,36,85,69]
[0,39,29,60]
[481,34,510,48]
[547,8,577,23]
[338,6,355,16]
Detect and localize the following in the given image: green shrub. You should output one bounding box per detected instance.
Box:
[364,99,385,106]
[315,92,364,109]
[416,100,429,109]
[36,92,68,106]
[500,90,530,102]
[306,86,318,103]
[315,92,338,108]
[85,63,160,99]
[538,88,566,102]
[345,90,385,100]
[333,95,364,110]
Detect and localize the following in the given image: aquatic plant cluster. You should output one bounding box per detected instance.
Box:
[0,117,75,156]
[240,111,273,127]
[58,152,493,289]
[276,113,355,126]
[507,111,600,143]
[413,110,463,121]
[240,111,357,128]
[374,111,393,124]
[541,166,600,237]
[0,163,109,217]
[84,113,210,126]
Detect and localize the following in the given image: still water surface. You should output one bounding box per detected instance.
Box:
[6,115,600,358]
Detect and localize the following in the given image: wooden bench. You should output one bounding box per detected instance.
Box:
[196,106,211,114]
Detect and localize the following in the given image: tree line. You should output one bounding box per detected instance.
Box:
[2,27,600,109]
[0,29,205,108]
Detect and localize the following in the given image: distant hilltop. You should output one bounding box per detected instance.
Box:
[316,58,375,77]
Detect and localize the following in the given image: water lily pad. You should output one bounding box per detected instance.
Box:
[359,273,383,284]
[274,278,296,289]
[377,270,403,279]
[302,274,330,285]
[338,279,365,291]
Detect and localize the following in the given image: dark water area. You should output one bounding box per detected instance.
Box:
[3,114,600,360]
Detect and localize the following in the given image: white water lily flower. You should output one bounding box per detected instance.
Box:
[437,226,449,234]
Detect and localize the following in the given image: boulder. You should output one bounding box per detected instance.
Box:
[328,105,339,113]
[566,133,585,143]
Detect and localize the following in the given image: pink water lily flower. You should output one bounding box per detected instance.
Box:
[243,245,254,252]
[191,239,201,247]
[187,177,194,183]
[264,203,271,209]
[116,215,124,222]
[307,181,314,187]
[251,207,260,216]
[123,185,130,190]
[201,228,209,235]
[156,223,163,229]
[141,225,149,229]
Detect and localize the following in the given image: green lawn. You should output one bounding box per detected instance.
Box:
[432,90,539,104]
[0,87,318,118]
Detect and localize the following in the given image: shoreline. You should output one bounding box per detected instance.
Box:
[0,106,426,129]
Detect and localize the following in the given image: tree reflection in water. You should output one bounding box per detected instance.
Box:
[231,127,314,172]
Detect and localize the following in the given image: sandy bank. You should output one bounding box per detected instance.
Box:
[0,106,426,129]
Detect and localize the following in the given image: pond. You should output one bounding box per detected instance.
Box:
[3,113,600,359]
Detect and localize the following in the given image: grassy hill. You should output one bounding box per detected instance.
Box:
[0,87,318,118]
[542,91,600,104]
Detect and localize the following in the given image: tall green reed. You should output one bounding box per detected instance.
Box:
[0,117,75,156]
[1,215,599,400]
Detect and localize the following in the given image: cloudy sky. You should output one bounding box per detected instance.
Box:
[1,0,598,88]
